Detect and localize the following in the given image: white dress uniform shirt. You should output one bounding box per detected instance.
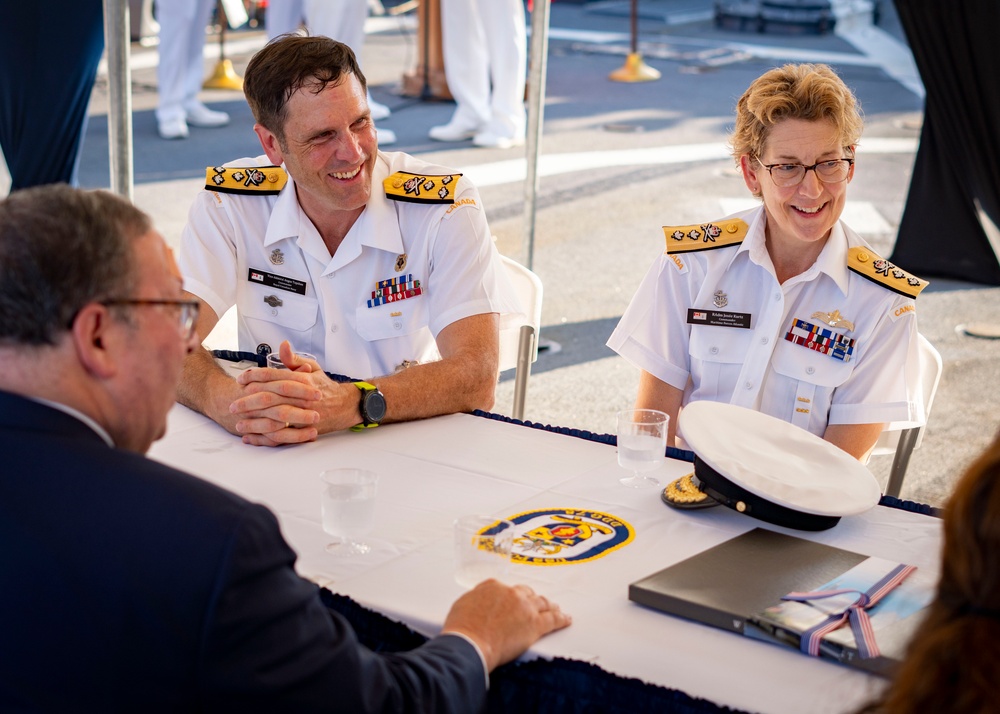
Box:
[608,206,925,437]
[179,151,522,380]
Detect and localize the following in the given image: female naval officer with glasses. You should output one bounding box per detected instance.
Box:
[608,63,927,462]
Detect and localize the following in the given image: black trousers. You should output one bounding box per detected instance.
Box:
[0,0,105,191]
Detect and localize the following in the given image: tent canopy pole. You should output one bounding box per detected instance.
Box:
[102,0,134,201]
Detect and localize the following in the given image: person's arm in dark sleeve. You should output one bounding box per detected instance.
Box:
[199,502,486,713]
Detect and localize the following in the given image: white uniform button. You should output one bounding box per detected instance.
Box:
[330,324,339,333]
[774,292,781,302]
[744,381,754,390]
[393,320,402,330]
[760,337,769,345]
[270,308,278,317]
[806,366,815,375]
[709,346,719,355]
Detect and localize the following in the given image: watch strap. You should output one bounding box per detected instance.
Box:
[351,381,380,432]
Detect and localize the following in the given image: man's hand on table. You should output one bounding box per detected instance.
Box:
[230,341,360,446]
[442,580,572,671]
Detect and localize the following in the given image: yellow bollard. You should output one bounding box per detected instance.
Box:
[203,0,243,91]
[204,58,243,91]
[609,52,661,82]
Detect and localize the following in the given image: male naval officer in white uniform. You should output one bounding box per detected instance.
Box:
[176,36,520,447]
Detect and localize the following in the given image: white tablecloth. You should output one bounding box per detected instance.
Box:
[149,405,942,714]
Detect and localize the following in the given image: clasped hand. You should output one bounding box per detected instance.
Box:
[228,341,360,446]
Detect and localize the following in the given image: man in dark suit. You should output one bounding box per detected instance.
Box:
[0,185,570,711]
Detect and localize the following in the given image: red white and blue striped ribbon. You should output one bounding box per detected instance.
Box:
[784,319,856,362]
[781,563,916,659]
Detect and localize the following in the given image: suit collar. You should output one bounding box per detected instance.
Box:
[0,390,113,447]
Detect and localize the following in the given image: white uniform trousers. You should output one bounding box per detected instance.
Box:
[304,0,366,55]
[439,0,527,139]
[156,0,217,123]
[266,0,305,38]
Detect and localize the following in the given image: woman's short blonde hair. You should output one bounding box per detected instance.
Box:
[730,63,863,163]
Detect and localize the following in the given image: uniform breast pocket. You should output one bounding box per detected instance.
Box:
[771,339,855,388]
[242,289,320,333]
[355,296,430,342]
[689,326,753,397]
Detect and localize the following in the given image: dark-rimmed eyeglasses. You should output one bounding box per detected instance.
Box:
[101,299,200,340]
[756,158,855,188]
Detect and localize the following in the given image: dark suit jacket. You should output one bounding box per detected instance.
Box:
[0,390,485,712]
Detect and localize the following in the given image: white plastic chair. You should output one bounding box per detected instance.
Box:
[870,334,943,497]
[497,255,543,420]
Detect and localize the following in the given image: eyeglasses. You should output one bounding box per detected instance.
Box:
[756,158,855,188]
[101,299,200,340]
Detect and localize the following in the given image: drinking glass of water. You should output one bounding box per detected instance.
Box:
[320,468,378,555]
[616,409,669,488]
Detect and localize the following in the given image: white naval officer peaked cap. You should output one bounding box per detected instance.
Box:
[676,402,881,531]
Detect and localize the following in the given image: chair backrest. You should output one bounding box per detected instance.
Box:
[871,333,943,456]
[498,255,543,373]
[497,256,543,420]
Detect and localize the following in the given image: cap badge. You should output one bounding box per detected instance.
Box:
[269,248,284,266]
[661,473,719,510]
[713,290,728,308]
[395,253,408,272]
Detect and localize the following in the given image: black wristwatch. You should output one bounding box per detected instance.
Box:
[351,382,386,431]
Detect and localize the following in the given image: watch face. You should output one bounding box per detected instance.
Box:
[363,390,387,424]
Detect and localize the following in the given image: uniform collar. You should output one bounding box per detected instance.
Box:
[263,174,333,267]
[732,204,851,296]
[258,154,404,275]
[321,153,404,274]
[264,170,301,248]
[358,152,404,255]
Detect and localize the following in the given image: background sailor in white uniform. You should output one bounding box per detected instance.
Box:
[155,0,231,139]
[429,0,527,149]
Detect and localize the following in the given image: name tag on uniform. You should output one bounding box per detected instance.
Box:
[248,268,307,295]
[686,308,751,329]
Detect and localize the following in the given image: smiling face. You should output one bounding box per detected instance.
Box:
[254,73,378,235]
[740,118,854,258]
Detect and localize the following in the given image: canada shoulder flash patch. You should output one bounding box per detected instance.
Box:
[384,171,462,204]
[663,218,748,254]
[848,247,929,298]
[206,165,287,195]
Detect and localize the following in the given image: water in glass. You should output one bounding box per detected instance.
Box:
[616,409,668,488]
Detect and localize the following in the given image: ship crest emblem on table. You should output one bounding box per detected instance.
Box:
[503,508,635,566]
[518,515,614,554]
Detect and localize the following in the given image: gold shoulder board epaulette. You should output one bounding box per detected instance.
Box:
[847,247,929,298]
[205,165,287,195]
[663,219,748,254]
[384,171,462,204]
